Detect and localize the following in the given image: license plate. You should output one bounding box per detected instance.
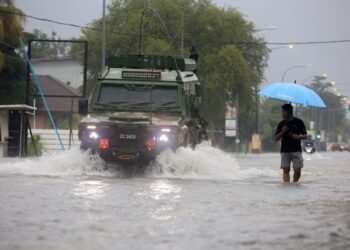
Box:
[119,134,137,140]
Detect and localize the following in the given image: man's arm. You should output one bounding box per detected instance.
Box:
[291,134,307,140]
[275,125,288,141]
[291,120,307,140]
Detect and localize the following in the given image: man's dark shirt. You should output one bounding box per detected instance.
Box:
[275,117,307,153]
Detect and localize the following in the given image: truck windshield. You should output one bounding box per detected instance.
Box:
[98,84,178,107]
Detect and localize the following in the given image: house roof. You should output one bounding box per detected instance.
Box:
[33,75,80,112]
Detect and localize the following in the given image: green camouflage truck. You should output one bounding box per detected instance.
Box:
[78,53,205,166]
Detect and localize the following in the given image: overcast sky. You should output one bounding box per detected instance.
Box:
[16,0,350,98]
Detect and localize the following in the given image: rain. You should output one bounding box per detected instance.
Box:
[1,1,350,249]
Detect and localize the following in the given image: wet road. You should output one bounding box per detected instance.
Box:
[0,145,349,250]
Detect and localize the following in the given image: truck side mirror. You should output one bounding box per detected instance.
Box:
[78,98,89,115]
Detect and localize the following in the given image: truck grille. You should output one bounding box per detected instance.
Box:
[100,124,151,149]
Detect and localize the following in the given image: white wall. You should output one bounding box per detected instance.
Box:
[29,129,79,151]
[32,60,83,89]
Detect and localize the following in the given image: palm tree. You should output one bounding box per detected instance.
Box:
[0,0,25,70]
[0,0,27,104]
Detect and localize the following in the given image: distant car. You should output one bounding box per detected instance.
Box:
[303,140,316,154]
[330,142,350,152]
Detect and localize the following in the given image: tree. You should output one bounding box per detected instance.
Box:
[25,29,72,59]
[259,99,284,151]
[0,0,24,68]
[0,0,27,104]
[201,45,253,138]
[299,76,349,142]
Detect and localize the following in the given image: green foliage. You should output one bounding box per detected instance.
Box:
[0,54,26,104]
[259,99,284,151]
[25,29,71,59]
[299,76,349,141]
[27,134,43,156]
[0,0,27,104]
[0,0,24,48]
[71,0,269,142]
[201,45,253,137]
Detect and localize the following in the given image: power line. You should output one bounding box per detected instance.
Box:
[269,40,350,45]
[0,9,139,37]
[0,39,19,50]
[1,9,350,46]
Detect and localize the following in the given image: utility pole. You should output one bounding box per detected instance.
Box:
[101,0,106,71]
[180,1,192,57]
[181,13,184,57]
[254,83,260,134]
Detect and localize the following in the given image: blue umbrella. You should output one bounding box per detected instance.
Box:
[258,82,326,108]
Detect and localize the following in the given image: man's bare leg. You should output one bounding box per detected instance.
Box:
[283,168,290,183]
[293,168,301,182]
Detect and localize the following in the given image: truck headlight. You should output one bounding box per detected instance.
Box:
[159,134,169,142]
[89,131,99,139]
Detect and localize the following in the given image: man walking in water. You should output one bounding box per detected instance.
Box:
[275,104,307,182]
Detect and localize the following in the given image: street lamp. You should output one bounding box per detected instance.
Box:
[271,44,294,51]
[254,82,261,135]
[281,64,312,82]
[101,0,106,71]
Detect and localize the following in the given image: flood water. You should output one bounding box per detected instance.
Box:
[0,144,349,250]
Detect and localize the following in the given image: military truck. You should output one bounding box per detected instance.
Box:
[78,53,205,166]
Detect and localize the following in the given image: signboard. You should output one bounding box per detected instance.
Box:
[225,129,236,137]
[225,119,236,130]
[122,71,161,80]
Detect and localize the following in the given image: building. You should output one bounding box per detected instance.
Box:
[30,75,80,129]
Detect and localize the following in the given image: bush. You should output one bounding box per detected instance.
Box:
[27,134,43,156]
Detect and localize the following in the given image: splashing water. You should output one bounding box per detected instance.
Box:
[150,143,279,180]
[0,143,278,180]
[0,148,108,177]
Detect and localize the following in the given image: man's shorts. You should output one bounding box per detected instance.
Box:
[280,152,303,169]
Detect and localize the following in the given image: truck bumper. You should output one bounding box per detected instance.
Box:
[98,148,156,163]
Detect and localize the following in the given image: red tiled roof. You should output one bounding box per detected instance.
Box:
[32,75,80,112]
